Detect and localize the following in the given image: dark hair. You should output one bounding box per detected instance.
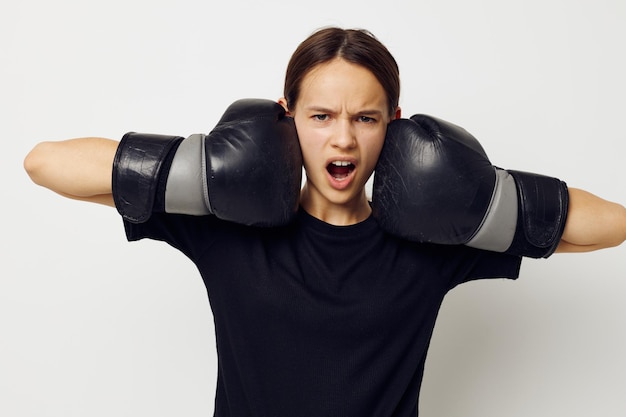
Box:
[283,27,400,116]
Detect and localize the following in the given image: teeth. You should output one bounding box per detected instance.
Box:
[331,161,352,167]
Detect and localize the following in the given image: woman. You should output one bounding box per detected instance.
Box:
[24,27,626,416]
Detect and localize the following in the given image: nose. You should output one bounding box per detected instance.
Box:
[330,118,356,149]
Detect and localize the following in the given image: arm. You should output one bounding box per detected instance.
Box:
[556,188,626,253]
[24,137,118,206]
[24,99,303,226]
[372,114,626,258]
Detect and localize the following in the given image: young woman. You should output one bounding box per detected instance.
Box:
[24,27,626,416]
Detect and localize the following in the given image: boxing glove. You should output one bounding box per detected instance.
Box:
[371,114,568,258]
[112,99,303,227]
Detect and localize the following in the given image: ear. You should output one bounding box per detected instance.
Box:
[278,97,291,116]
[392,106,402,120]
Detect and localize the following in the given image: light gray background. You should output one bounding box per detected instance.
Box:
[2,0,625,416]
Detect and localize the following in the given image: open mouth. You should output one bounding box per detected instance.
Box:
[327,161,355,181]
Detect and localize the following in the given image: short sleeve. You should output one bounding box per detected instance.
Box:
[122,213,222,262]
[442,244,523,290]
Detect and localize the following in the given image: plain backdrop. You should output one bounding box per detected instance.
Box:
[2,0,625,416]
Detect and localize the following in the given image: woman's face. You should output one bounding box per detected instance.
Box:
[280,58,399,224]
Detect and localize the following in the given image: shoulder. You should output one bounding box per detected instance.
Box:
[380,230,522,287]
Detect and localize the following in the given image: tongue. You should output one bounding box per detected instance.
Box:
[328,164,352,179]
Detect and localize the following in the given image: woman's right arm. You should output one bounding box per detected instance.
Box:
[24,138,119,207]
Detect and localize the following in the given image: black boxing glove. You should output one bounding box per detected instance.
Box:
[112,98,302,227]
[371,114,568,258]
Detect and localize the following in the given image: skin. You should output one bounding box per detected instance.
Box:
[23,58,626,252]
[558,189,626,252]
[279,58,400,226]
[24,137,117,206]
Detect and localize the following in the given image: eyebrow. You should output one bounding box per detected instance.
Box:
[304,106,384,117]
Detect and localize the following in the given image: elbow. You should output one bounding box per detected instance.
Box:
[600,202,626,249]
[613,204,626,248]
[23,142,52,186]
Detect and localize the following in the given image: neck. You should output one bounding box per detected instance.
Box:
[299,184,372,226]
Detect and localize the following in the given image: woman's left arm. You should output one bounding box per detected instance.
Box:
[556,188,626,253]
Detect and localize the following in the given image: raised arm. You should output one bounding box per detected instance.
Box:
[24,137,118,206]
[24,99,304,227]
[372,114,626,258]
[556,188,626,253]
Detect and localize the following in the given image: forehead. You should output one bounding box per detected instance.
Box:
[297,58,388,112]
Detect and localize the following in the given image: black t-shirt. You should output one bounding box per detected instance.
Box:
[124,209,521,417]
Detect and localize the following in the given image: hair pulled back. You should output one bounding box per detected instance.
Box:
[283,27,400,116]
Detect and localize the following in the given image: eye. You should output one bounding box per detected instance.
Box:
[358,115,376,123]
[312,114,329,121]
